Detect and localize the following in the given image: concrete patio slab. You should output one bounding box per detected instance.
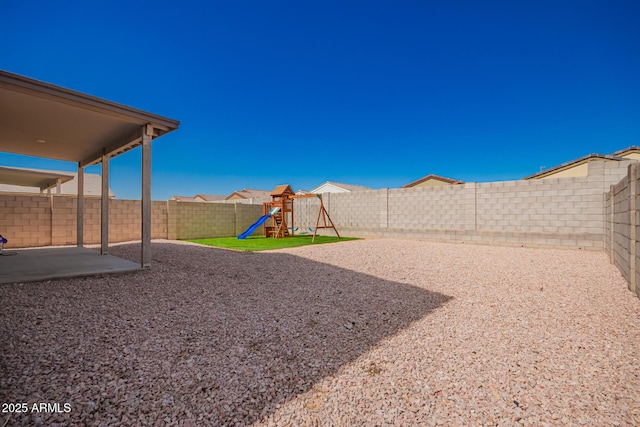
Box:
[0,246,141,284]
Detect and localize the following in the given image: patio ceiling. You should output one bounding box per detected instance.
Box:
[0,70,179,167]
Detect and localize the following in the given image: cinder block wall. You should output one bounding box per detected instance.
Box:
[293,196,322,231]
[604,163,640,299]
[1,196,239,248]
[2,158,636,267]
[51,196,78,245]
[295,160,633,249]
[331,190,387,229]
[474,176,606,247]
[109,200,168,243]
[612,176,631,282]
[152,202,169,239]
[604,191,612,256]
[47,198,169,246]
[170,201,263,240]
[0,195,52,247]
[235,203,266,237]
[635,169,640,297]
[173,201,235,239]
[109,199,141,243]
[389,185,474,231]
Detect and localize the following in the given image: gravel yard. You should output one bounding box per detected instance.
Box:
[1,239,639,426]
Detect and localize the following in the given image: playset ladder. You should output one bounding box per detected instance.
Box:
[272,212,290,238]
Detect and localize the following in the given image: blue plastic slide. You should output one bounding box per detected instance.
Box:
[238,207,281,240]
[237,215,270,240]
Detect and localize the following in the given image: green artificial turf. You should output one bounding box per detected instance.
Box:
[186,235,358,251]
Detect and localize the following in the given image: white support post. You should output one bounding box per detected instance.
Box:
[141,124,153,268]
[77,165,85,247]
[101,153,109,255]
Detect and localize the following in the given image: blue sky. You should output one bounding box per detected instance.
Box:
[1,0,639,200]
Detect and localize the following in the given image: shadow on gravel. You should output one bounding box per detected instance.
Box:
[0,242,452,426]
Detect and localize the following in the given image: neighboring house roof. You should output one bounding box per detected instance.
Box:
[523,153,624,180]
[170,195,197,202]
[612,146,640,160]
[0,166,115,197]
[524,146,640,180]
[295,190,311,195]
[225,189,271,200]
[170,194,225,202]
[309,181,372,193]
[194,194,226,202]
[403,174,464,188]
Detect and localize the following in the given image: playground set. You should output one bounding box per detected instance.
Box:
[238,185,340,242]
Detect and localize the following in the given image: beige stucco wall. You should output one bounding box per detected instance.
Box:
[534,158,635,180]
[535,161,589,179]
[619,152,640,161]
[410,179,455,188]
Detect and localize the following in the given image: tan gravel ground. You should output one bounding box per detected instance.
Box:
[1,239,639,426]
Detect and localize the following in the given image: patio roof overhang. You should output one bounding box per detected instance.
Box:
[0,165,74,192]
[0,70,179,272]
[0,70,179,167]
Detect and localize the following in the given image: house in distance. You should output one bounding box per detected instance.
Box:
[402,174,464,188]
